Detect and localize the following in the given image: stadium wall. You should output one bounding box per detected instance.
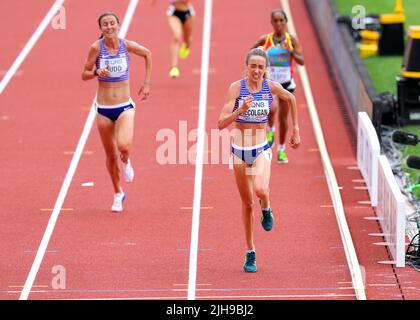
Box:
[304,0,378,139]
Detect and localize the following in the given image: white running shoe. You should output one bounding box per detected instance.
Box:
[111,192,126,212]
[122,159,134,183]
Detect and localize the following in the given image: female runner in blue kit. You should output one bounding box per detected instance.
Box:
[82,12,152,212]
[218,48,300,272]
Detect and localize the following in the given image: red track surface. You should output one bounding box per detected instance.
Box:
[1,0,419,300]
[0,1,54,74]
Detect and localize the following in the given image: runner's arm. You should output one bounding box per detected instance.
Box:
[290,35,304,65]
[218,81,252,130]
[126,40,152,99]
[81,41,102,81]
[269,80,300,148]
[251,34,268,49]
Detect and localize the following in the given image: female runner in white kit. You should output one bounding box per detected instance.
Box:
[82,12,152,212]
[218,48,300,272]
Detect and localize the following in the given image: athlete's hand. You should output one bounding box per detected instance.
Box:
[289,128,300,149]
[138,83,150,100]
[238,95,253,114]
[97,65,110,77]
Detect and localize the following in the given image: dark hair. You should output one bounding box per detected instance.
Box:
[245,47,269,78]
[98,12,119,39]
[98,12,120,27]
[271,9,288,22]
[246,47,268,66]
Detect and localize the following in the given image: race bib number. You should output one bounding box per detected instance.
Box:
[268,66,291,84]
[100,57,128,78]
[237,99,269,122]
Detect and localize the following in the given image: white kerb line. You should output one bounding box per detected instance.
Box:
[18,0,139,300]
[0,0,65,95]
[280,0,367,300]
[187,0,213,301]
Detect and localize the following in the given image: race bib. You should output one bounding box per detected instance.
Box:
[99,57,128,78]
[268,66,291,84]
[237,99,269,122]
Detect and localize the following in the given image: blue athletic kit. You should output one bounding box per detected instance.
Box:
[95,38,134,122]
[231,78,273,165]
[231,141,271,166]
[95,99,135,122]
[233,78,273,124]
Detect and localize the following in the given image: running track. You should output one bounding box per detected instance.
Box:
[1,0,420,300]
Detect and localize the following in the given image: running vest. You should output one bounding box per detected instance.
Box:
[96,38,130,83]
[233,79,273,124]
[263,32,294,84]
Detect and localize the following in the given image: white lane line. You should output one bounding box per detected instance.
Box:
[18,0,139,300]
[280,0,367,300]
[187,0,213,301]
[63,293,356,300]
[118,0,138,38]
[0,0,65,95]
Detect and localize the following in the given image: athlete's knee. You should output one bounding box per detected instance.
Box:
[173,34,183,45]
[255,187,269,199]
[118,142,131,155]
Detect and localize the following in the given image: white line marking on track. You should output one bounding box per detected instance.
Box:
[187,0,213,301]
[373,242,391,246]
[0,69,23,77]
[377,261,397,265]
[364,216,380,220]
[18,0,139,300]
[173,284,212,286]
[353,186,368,190]
[63,293,357,300]
[40,208,73,212]
[9,285,48,288]
[347,166,359,170]
[0,0,65,95]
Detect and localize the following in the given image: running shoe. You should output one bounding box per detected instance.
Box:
[179,43,190,59]
[243,251,257,273]
[122,159,134,183]
[111,192,126,212]
[277,150,289,164]
[261,208,274,231]
[267,131,274,147]
[169,66,180,78]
